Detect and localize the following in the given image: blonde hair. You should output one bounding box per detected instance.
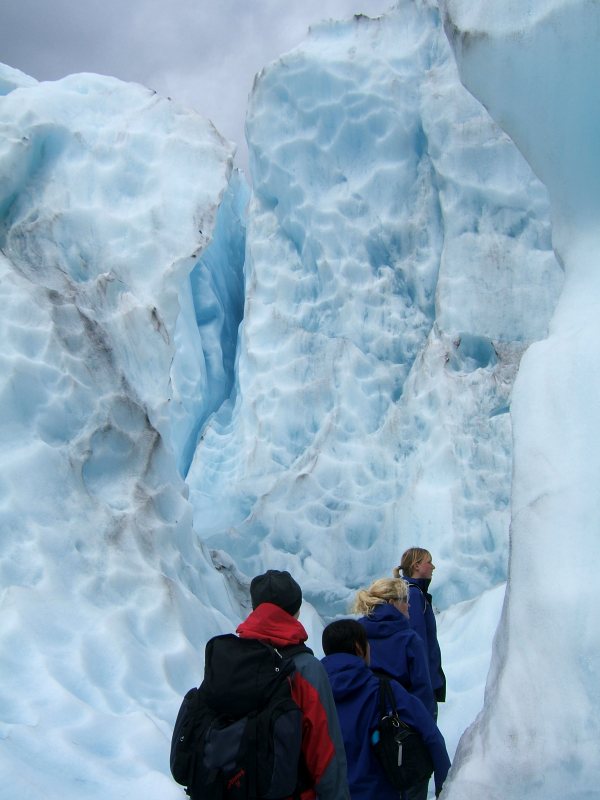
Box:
[394,547,432,579]
[352,577,409,616]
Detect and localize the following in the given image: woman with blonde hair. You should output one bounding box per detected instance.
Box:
[353,577,434,717]
[395,548,446,714]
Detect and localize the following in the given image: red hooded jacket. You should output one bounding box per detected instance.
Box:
[237,603,349,800]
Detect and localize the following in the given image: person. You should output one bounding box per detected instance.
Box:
[353,577,435,717]
[394,548,446,714]
[321,619,450,800]
[237,569,350,800]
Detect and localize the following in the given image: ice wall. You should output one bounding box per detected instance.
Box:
[0,1,587,794]
[187,0,563,614]
[0,66,246,799]
[440,1,600,797]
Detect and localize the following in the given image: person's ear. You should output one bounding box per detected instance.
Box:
[354,641,365,658]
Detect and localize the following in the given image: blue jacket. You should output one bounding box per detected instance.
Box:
[406,578,446,700]
[322,652,451,800]
[358,604,435,717]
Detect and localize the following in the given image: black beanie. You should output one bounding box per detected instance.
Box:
[250,569,302,616]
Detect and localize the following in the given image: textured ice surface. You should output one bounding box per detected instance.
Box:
[0,67,246,800]
[187,0,562,614]
[441,0,600,797]
[0,0,588,795]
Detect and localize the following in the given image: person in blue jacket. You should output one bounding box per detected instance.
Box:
[322,619,450,800]
[353,577,435,718]
[394,548,446,715]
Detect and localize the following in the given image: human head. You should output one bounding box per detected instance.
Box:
[250,569,302,617]
[394,547,434,580]
[351,577,409,617]
[322,619,369,661]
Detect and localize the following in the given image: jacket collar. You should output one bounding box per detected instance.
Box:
[407,576,432,601]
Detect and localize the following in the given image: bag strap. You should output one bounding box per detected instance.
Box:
[378,677,397,715]
[378,677,412,732]
[243,713,260,799]
[407,582,429,615]
[278,642,314,658]
[245,675,302,800]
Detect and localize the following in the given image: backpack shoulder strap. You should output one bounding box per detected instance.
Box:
[279,642,314,659]
[407,582,428,614]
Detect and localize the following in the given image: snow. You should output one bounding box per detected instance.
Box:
[0,0,594,797]
[440,0,600,797]
[436,583,505,761]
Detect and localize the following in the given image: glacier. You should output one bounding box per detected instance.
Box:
[0,65,248,799]
[440,0,600,797]
[0,0,594,797]
[188,1,562,618]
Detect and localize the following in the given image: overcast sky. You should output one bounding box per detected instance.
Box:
[0,0,393,173]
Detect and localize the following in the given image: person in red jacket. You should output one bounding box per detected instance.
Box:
[237,569,350,800]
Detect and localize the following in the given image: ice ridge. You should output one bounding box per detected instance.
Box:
[186,0,563,614]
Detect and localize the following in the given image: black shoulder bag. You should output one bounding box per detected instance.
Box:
[371,677,434,791]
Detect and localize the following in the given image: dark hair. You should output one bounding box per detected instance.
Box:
[322,619,368,657]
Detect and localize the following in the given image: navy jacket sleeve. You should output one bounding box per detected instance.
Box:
[406,631,435,717]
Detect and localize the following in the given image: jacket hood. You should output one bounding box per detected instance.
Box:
[236,602,308,647]
[321,652,374,702]
[359,603,410,640]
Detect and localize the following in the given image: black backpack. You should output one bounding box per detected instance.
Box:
[170,634,305,800]
[370,676,434,791]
